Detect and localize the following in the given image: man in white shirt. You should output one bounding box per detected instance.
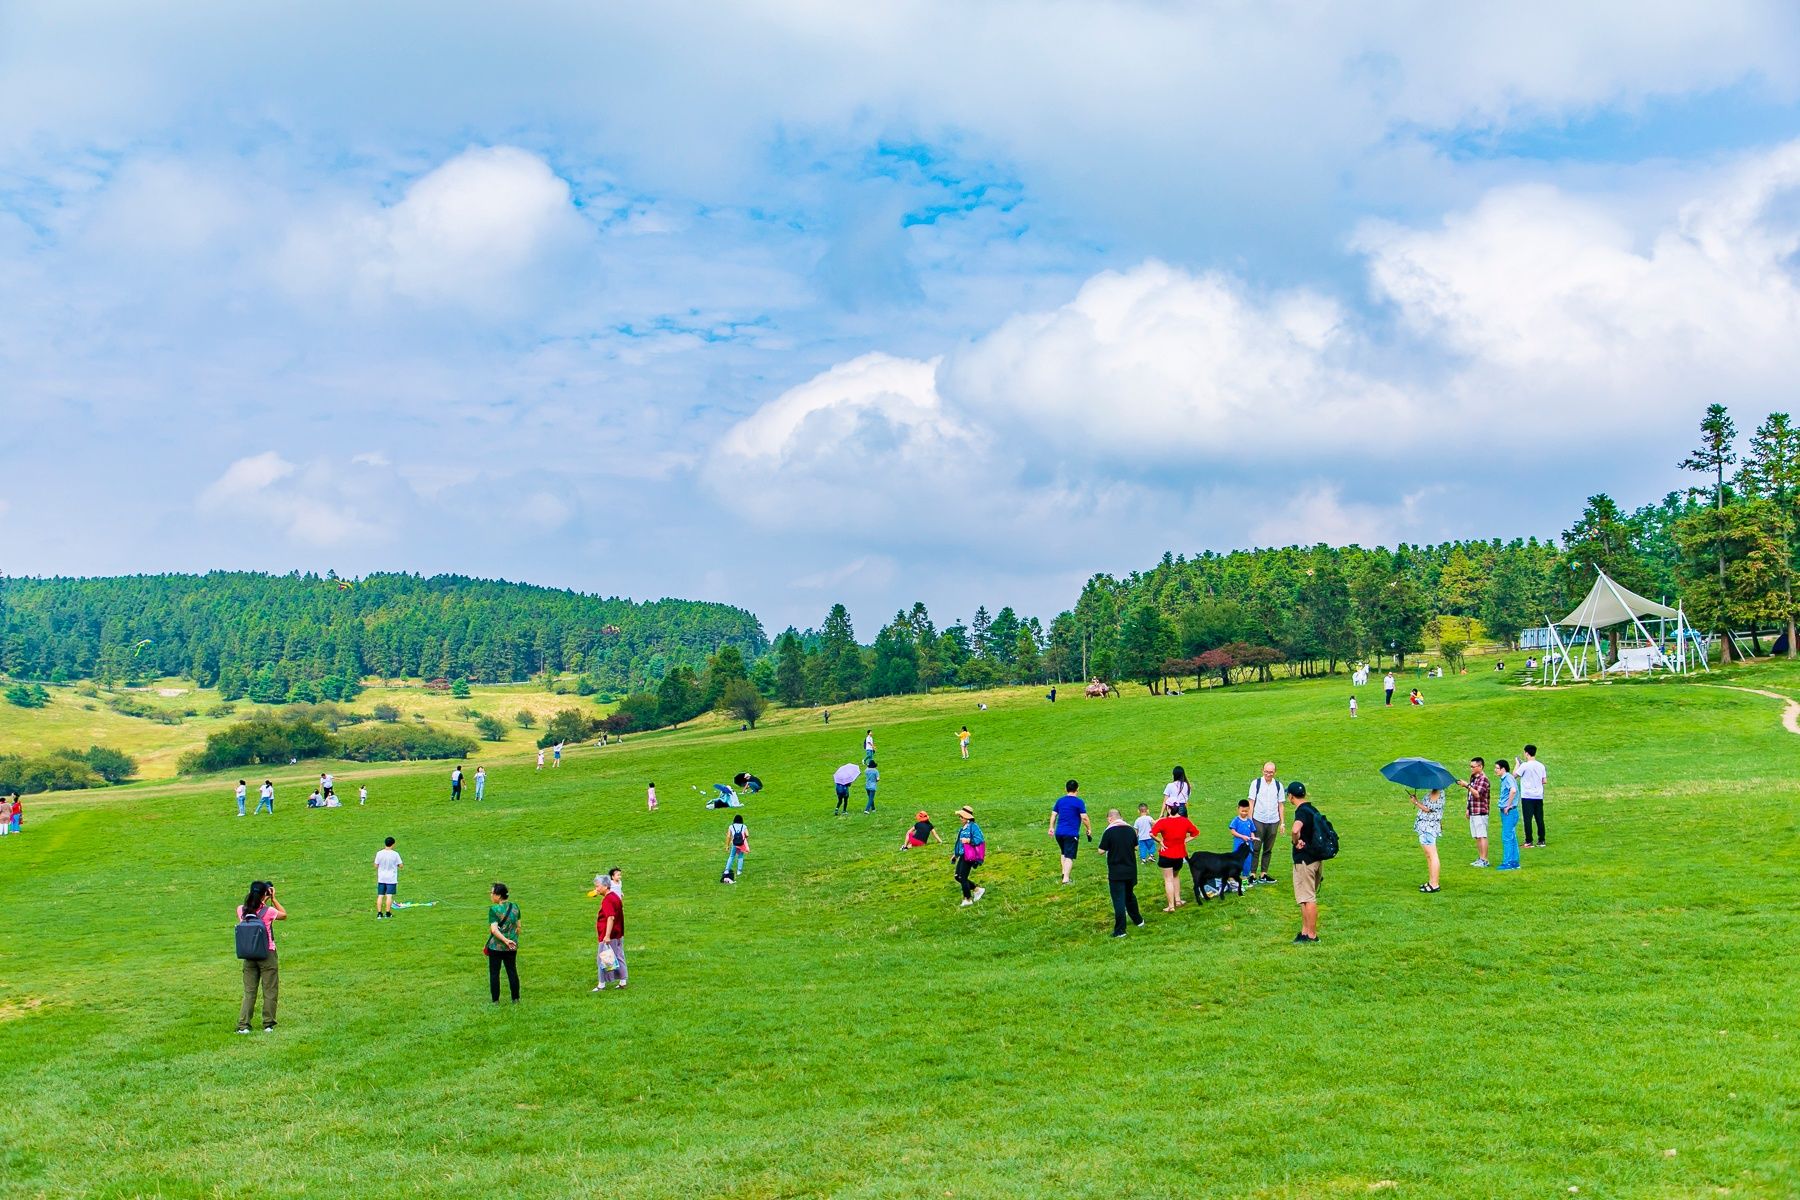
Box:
[321,772,335,801]
[1248,762,1285,883]
[374,837,403,919]
[1516,744,1549,848]
[1383,672,1396,706]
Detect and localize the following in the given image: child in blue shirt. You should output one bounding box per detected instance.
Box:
[1229,800,1260,891]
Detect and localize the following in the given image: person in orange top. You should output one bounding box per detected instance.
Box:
[1150,800,1201,912]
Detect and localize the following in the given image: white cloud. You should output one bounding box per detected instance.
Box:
[1248,484,1440,548]
[198,452,392,547]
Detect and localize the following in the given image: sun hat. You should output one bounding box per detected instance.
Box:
[955,806,974,820]
[916,811,930,821]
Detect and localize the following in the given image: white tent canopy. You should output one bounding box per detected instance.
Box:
[1554,575,1677,629]
[1541,569,1704,683]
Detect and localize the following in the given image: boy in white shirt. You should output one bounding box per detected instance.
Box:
[374,837,403,919]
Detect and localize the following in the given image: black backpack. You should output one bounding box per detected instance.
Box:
[1310,809,1340,861]
[235,911,271,961]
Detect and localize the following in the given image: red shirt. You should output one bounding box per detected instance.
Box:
[597,892,623,941]
[1151,815,1200,858]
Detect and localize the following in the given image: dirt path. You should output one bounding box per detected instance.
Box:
[1696,684,1800,735]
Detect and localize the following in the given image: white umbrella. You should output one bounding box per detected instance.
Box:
[833,763,861,786]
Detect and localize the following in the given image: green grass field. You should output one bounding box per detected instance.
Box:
[2,662,1797,1198]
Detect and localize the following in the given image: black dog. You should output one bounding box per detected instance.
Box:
[1185,850,1247,903]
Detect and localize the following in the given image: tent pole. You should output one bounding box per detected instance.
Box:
[1603,573,1669,673]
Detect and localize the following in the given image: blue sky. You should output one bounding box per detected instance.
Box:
[7,2,1800,632]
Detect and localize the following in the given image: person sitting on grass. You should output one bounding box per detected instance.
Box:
[904,811,943,850]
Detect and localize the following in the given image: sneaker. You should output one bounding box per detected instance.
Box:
[1133,919,1147,928]
[1292,933,1318,943]
[972,886,986,902]
[235,1027,251,1035]
[1495,864,1519,871]
[1471,859,1489,868]
[592,984,605,992]
[960,898,974,907]
[261,1025,276,1033]
[1111,931,1127,938]
[1260,874,1275,884]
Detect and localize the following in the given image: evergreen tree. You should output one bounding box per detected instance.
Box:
[1679,403,1740,658]
[656,665,704,727]
[774,629,806,706]
[1742,412,1800,655]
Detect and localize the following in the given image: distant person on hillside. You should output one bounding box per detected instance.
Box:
[1384,672,1396,706]
[1151,801,1200,912]
[1412,789,1444,893]
[256,780,274,815]
[1349,694,1357,718]
[374,837,402,919]
[865,730,876,765]
[358,784,368,806]
[904,810,942,850]
[864,761,880,813]
[823,710,830,724]
[536,748,545,770]
[1287,782,1323,943]
[953,806,986,906]
[553,742,563,767]
[1494,759,1521,870]
[1516,744,1548,848]
[957,726,971,759]
[1047,686,1057,703]
[450,765,463,801]
[486,883,520,1003]
[722,814,749,883]
[321,772,334,801]
[1248,763,1284,884]
[1164,766,1191,817]
[646,781,658,812]
[474,766,486,802]
[1455,757,1491,868]
[5,793,19,835]
[235,880,285,1033]
[235,779,247,818]
[1133,803,1156,863]
[1048,780,1092,885]
[594,876,626,991]
[1096,808,1147,937]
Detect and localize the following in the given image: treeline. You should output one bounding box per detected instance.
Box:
[0,746,136,795]
[0,572,768,696]
[180,711,477,773]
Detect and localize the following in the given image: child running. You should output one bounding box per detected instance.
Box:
[904,810,943,850]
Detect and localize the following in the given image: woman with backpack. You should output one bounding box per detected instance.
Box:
[235,880,286,1033]
[953,806,986,906]
[722,814,749,883]
[486,883,521,1003]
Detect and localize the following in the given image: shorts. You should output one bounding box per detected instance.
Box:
[377,882,397,895]
[1418,831,1439,847]
[1468,815,1489,839]
[1056,834,1081,859]
[905,834,926,848]
[1292,860,1322,904]
[1157,855,1186,871]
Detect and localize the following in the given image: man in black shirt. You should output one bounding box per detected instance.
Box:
[1096,808,1147,938]
[1287,781,1323,944]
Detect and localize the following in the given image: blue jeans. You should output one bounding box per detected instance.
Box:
[864,788,876,812]
[1499,806,1520,868]
[724,848,745,877]
[237,796,246,816]
[255,796,273,814]
[1137,837,1156,861]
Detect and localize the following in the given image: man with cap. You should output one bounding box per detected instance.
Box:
[1287,781,1324,943]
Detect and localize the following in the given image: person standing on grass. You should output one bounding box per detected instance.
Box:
[1412,789,1444,893]
[1494,759,1521,870]
[358,784,368,806]
[1133,803,1156,863]
[1163,766,1192,818]
[235,779,247,818]
[1248,762,1284,884]
[8,793,18,834]
[1349,694,1357,719]
[864,761,880,813]
[1516,744,1548,848]
[593,876,627,992]
[374,837,402,919]
[1229,800,1259,889]
[722,814,749,883]
[953,806,986,906]
[1384,671,1396,706]
[647,781,658,812]
[235,880,285,1033]
[256,779,275,815]
[486,883,520,1003]
[1049,780,1093,884]
[1287,782,1323,943]
[0,791,13,835]
[1096,808,1146,937]
[474,766,486,802]
[834,775,851,816]
[553,742,563,767]
[1151,800,1200,912]
[537,747,545,770]
[322,772,334,802]
[1455,758,1491,868]
[450,765,463,801]
[957,726,971,759]
[865,729,876,765]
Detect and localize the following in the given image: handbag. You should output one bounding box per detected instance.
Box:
[961,840,986,864]
[599,944,617,970]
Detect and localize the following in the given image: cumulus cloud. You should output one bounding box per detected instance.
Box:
[198,452,396,547]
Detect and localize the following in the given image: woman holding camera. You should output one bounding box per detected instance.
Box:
[236,880,286,1033]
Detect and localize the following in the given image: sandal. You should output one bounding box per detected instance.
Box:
[1420,884,1441,893]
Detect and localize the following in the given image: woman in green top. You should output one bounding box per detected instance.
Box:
[486,882,520,1003]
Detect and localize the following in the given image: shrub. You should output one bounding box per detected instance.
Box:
[206,703,237,718]
[538,709,596,747]
[76,685,100,698]
[81,745,138,784]
[107,694,182,724]
[450,679,471,699]
[0,753,102,795]
[371,702,401,723]
[337,723,477,762]
[575,675,599,696]
[514,709,537,728]
[610,691,662,732]
[180,716,336,774]
[5,683,50,708]
[474,714,508,741]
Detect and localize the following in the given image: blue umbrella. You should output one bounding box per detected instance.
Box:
[1379,758,1456,790]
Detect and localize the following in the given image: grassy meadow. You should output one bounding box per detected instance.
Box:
[1,660,1797,1198]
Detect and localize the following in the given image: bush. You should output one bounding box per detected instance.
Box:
[538,708,596,747]
[450,679,471,699]
[514,709,537,728]
[474,714,508,741]
[337,723,477,763]
[180,716,336,774]
[372,702,401,723]
[0,753,102,795]
[575,675,599,696]
[611,691,662,733]
[280,702,359,732]
[206,703,237,718]
[5,683,50,708]
[76,685,100,698]
[81,745,137,784]
[107,694,182,724]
